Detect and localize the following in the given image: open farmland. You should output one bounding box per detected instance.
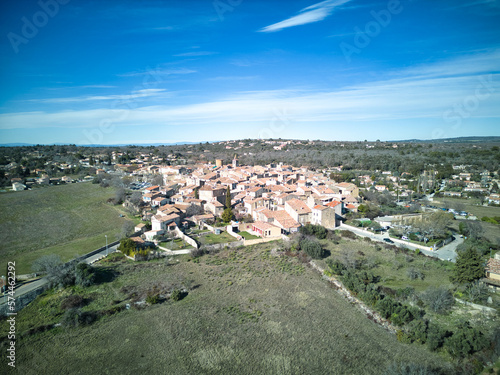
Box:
[0,183,131,274]
[0,245,453,374]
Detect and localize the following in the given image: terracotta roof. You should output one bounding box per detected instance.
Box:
[252,221,279,231]
[270,210,301,229]
[486,258,500,275]
[326,201,341,208]
[286,198,311,214]
[313,205,328,210]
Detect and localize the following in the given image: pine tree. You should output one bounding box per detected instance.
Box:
[225,185,231,209]
[451,247,485,284]
[222,185,233,223]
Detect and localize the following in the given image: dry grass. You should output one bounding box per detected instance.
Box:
[0,244,453,374]
[0,183,131,274]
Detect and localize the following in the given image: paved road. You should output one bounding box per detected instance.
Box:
[338,224,461,262]
[0,244,120,307]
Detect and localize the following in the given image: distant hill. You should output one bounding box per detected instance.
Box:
[0,141,206,147]
[392,136,500,143]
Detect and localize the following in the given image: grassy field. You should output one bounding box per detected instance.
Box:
[198,231,238,245]
[160,238,194,250]
[317,238,455,293]
[239,231,260,240]
[0,244,453,374]
[0,183,132,274]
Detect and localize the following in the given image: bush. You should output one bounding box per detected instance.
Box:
[384,362,440,375]
[406,267,424,281]
[61,308,98,328]
[466,280,489,304]
[300,224,328,239]
[444,322,488,357]
[339,230,356,239]
[31,254,62,274]
[146,293,160,305]
[420,286,454,314]
[48,263,76,288]
[299,238,325,259]
[170,289,184,301]
[426,323,449,351]
[75,263,96,287]
[326,259,346,275]
[60,295,85,310]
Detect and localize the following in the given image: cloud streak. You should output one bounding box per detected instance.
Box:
[259,0,352,33]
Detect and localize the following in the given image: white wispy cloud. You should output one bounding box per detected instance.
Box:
[259,0,352,33]
[173,51,216,57]
[1,51,498,134]
[118,68,196,77]
[28,89,167,104]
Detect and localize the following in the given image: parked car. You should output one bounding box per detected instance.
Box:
[383,238,394,244]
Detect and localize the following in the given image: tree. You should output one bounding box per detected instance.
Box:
[75,263,96,287]
[451,247,485,284]
[420,286,454,314]
[129,191,142,206]
[444,322,488,357]
[221,185,233,222]
[194,187,199,199]
[186,204,204,217]
[221,208,234,223]
[300,238,325,259]
[225,185,231,210]
[31,254,62,274]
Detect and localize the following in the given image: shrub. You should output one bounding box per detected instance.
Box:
[61,308,98,328]
[170,289,184,301]
[444,322,488,357]
[146,293,160,305]
[299,224,327,239]
[75,263,96,287]
[60,295,85,310]
[420,286,454,314]
[31,254,62,274]
[466,280,489,304]
[299,238,325,259]
[406,267,424,281]
[426,323,448,351]
[339,230,356,239]
[326,259,346,275]
[384,362,440,375]
[48,263,76,288]
[407,319,429,343]
[190,247,206,258]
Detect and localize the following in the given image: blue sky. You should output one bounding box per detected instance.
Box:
[0,0,499,145]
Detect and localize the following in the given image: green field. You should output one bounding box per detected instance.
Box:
[239,231,260,240]
[317,238,455,293]
[0,183,132,274]
[0,245,453,374]
[198,231,238,245]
